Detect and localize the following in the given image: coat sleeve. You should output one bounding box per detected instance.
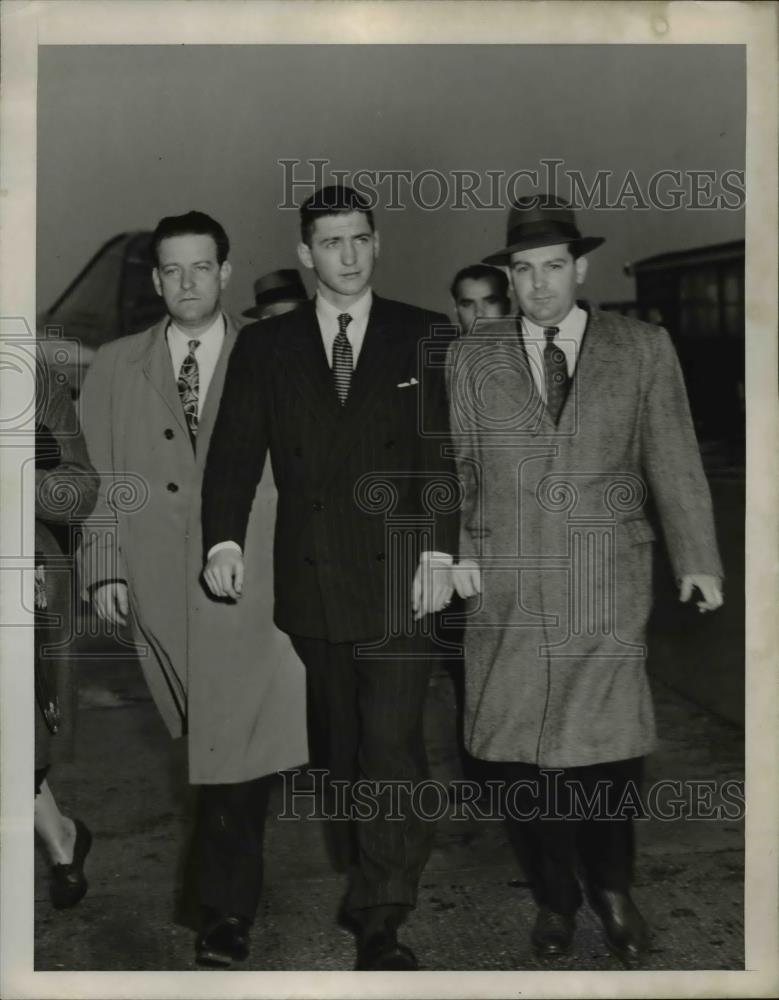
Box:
[201,326,270,555]
[447,339,482,564]
[36,380,99,525]
[640,328,723,579]
[76,344,128,596]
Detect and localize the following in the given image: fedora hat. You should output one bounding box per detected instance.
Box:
[243,269,308,318]
[483,194,604,266]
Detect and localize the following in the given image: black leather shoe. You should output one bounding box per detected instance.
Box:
[588,888,648,963]
[531,906,575,958]
[355,927,418,971]
[50,818,92,909]
[195,913,251,967]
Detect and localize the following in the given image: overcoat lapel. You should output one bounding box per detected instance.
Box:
[556,307,618,435]
[139,317,189,436]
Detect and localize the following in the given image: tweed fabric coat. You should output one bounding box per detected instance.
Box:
[77,316,308,784]
[448,307,722,768]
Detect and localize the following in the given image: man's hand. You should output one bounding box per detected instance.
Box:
[679,574,723,613]
[452,558,481,599]
[92,581,129,627]
[412,554,453,621]
[204,549,244,600]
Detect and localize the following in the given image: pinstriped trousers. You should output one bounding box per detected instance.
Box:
[291,631,435,917]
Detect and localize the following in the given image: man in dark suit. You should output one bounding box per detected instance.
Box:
[202,185,457,970]
[448,195,724,964]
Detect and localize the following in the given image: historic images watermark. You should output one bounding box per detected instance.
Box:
[278,157,746,212]
[279,769,746,824]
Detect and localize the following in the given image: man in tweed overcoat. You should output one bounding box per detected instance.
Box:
[448,196,723,962]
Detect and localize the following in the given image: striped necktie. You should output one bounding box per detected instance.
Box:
[333,312,353,405]
[177,338,200,441]
[543,326,570,423]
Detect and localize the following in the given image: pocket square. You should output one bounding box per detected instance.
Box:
[397,377,419,388]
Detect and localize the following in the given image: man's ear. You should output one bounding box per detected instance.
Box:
[219,260,232,289]
[297,241,314,270]
[575,255,589,285]
[152,268,163,298]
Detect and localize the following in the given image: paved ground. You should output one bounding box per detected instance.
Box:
[34,653,744,973]
[33,475,746,973]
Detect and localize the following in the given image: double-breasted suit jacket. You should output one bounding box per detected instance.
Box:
[77,316,308,784]
[202,295,459,644]
[448,306,723,768]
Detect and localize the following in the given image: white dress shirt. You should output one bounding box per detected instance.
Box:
[521,304,588,402]
[315,288,373,367]
[167,312,225,418]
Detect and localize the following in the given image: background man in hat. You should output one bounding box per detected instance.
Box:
[450,263,511,335]
[447,195,723,963]
[201,185,457,971]
[78,210,307,968]
[242,268,308,322]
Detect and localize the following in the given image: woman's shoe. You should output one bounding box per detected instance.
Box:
[50,818,92,909]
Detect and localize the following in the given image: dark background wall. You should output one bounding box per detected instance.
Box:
[37,44,745,319]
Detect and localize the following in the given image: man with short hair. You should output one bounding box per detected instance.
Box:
[78,211,307,968]
[202,185,457,971]
[450,262,511,334]
[448,195,723,963]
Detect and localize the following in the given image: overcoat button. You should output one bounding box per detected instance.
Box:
[312,501,324,512]
[164,429,174,439]
[167,482,179,493]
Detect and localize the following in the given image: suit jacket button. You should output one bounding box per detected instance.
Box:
[167,482,179,493]
[312,501,323,512]
[376,552,385,561]
[164,429,174,440]
[304,556,316,565]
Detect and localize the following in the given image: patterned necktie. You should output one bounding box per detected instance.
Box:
[332,312,353,405]
[177,338,200,440]
[543,326,569,423]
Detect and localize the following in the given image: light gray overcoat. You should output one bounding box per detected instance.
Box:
[78,316,308,783]
[448,307,722,768]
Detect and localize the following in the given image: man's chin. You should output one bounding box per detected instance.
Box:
[170,306,216,327]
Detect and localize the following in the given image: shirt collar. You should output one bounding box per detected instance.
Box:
[168,312,224,346]
[521,303,587,341]
[315,288,373,325]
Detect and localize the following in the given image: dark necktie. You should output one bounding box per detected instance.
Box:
[333,313,353,405]
[543,326,569,423]
[177,338,200,441]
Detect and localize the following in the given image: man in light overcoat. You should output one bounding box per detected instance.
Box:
[78,211,307,967]
[448,195,724,962]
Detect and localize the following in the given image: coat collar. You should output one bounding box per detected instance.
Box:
[137,313,238,446]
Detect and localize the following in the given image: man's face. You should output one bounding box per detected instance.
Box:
[454,277,509,333]
[508,243,587,327]
[152,234,231,330]
[297,212,379,305]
